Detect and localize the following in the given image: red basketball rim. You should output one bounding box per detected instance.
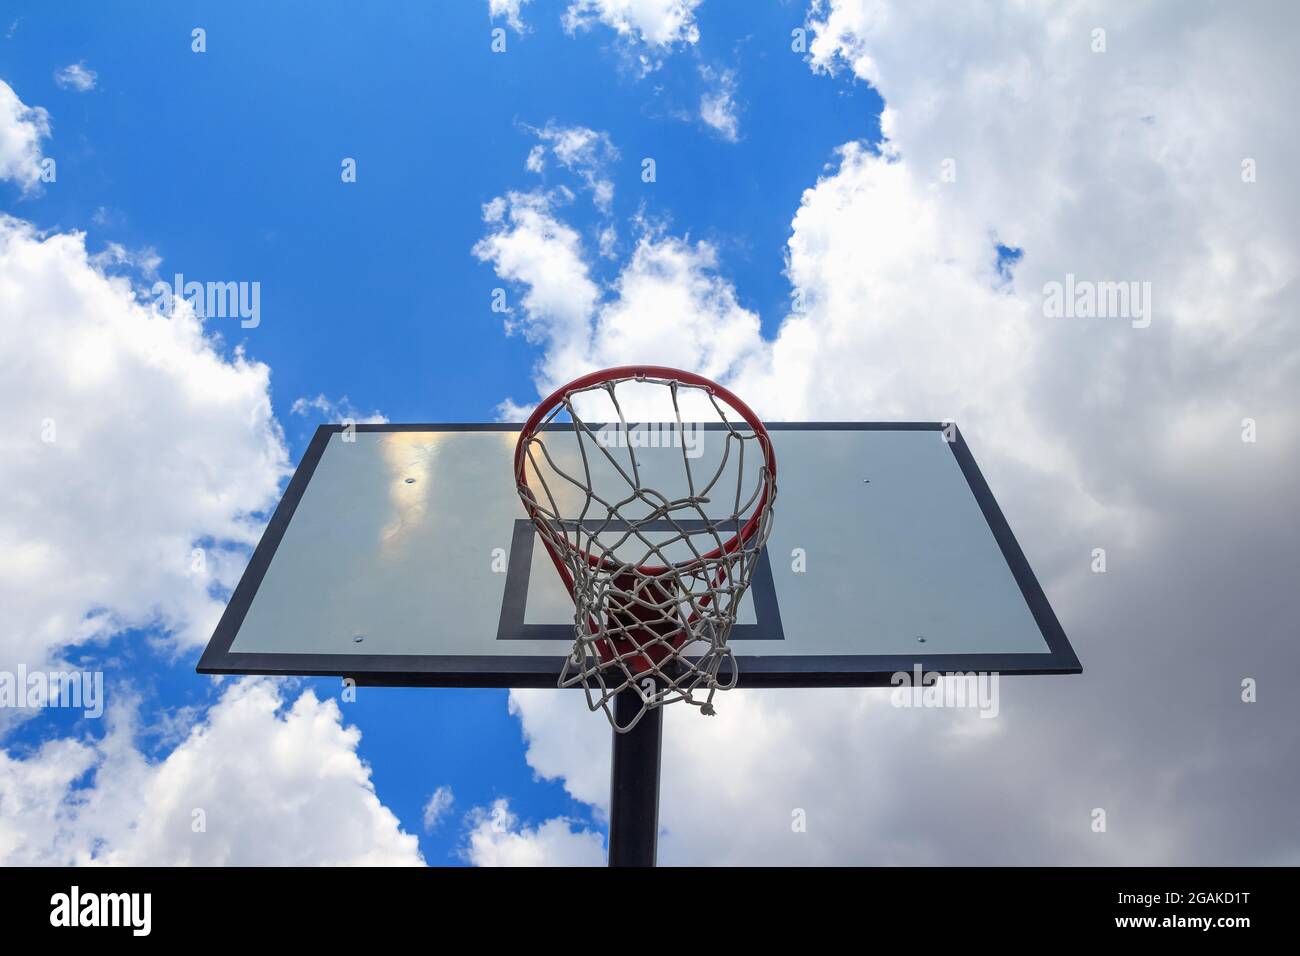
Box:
[514,366,776,580]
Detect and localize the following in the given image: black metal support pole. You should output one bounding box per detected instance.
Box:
[607,690,663,867]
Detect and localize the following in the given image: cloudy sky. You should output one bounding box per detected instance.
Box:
[1,0,1297,865]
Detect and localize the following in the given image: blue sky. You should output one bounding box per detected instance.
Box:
[2,2,1297,866]
[1,1,875,423]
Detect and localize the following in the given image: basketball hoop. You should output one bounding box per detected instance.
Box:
[514,366,777,732]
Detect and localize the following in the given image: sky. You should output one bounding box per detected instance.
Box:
[1,0,1298,865]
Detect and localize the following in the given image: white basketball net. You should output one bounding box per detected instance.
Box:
[516,373,777,733]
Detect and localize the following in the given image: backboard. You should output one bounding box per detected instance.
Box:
[197,423,1080,686]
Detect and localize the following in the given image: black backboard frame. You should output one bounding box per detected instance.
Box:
[196,422,1082,687]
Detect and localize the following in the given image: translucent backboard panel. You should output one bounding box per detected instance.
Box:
[198,424,1079,686]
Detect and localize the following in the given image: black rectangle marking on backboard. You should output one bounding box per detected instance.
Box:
[497,519,785,642]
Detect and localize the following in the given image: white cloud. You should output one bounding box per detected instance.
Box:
[423,785,455,830]
[509,690,610,812]
[0,215,289,679]
[473,190,600,376]
[563,0,703,49]
[589,230,765,382]
[290,394,387,425]
[525,144,546,173]
[525,123,620,212]
[55,63,97,93]
[484,0,1300,863]
[598,223,618,258]
[511,687,1035,865]
[803,0,884,84]
[748,141,1037,432]
[0,679,423,865]
[478,202,764,415]
[488,0,531,34]
[0,80,51,193]
[460,798,605,866]
[699,68,740,141]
